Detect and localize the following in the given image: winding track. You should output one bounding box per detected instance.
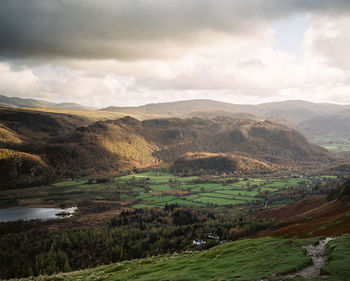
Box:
[285,237,335,279]
[258,236,336,281]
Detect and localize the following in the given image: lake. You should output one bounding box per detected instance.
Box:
[0,206,77,222]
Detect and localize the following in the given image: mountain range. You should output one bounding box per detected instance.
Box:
[0,107,333,188]
[2,94,350,139]
[104,99,350,139]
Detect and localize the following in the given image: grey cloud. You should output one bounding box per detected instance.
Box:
[1,0,350,61]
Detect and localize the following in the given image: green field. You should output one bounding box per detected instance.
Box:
[313,136,350,152]
[116,172,273,207]
[51,180,87,187]
[0,170,337,209]
[215,189,260,196]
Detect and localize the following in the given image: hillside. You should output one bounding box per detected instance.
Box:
[170,152,277,176]
[130,117,331,163]
[102,99,350,144]
[0,108,124,188]
[0,148,53,189]
[71,116,331,166]
[297,110,350,139]
[0,110,333,188]
[13,235,350,281]
[252,100,347,124]
[102,99,251,116]
[0,107,91,140]
[250,180,350,238]
[3,96,350,141]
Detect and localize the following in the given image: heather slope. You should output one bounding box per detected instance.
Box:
[250,180,350,238]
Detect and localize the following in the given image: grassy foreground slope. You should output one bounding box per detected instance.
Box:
[13,235,350,281]
[15,237,312,281]
[322,234,350,280]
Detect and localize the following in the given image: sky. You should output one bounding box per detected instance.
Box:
[0,0,350,108]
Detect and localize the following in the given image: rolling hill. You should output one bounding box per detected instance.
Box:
[298,110,350,139]
[0,94,90,110]
[0,107,91,140]
[2,95,350,141]
[69,115,332,169]
[103,99,350,125]
[170,152,278,176]
[103,99,350,145]
[252,100,347,124]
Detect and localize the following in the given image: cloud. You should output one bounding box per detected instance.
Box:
[1,22,349,109]
[304,15,350,70]
[1,0,350,61]
[0,63,137,107]
[1,1,350,107]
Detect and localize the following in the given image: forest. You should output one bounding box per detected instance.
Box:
[0,206,275,279]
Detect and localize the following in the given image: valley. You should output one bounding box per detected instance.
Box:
[0,168,348,280]
[2,1,350,279]
[1,99,350,280]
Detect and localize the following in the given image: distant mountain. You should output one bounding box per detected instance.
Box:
[50,103,91,110]
[3,95,350,128]
[0,94,54,108]
[3,95,350,140]
[102,99,350,125]
[103,99,255,117]
[297,110,350,138]
[0,94,90,110]
[252,100,347,124]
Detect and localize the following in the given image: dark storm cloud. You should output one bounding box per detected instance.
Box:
[1,0,350,61]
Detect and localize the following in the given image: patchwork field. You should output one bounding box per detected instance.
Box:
[116,172,310,208]
[0,171,335,211]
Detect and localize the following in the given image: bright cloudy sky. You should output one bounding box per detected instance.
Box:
[0,0,350,108]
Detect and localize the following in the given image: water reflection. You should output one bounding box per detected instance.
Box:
[0,206,77,222]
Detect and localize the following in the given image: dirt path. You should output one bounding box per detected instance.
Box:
[258,237,335,281]
[285,237,335,279]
